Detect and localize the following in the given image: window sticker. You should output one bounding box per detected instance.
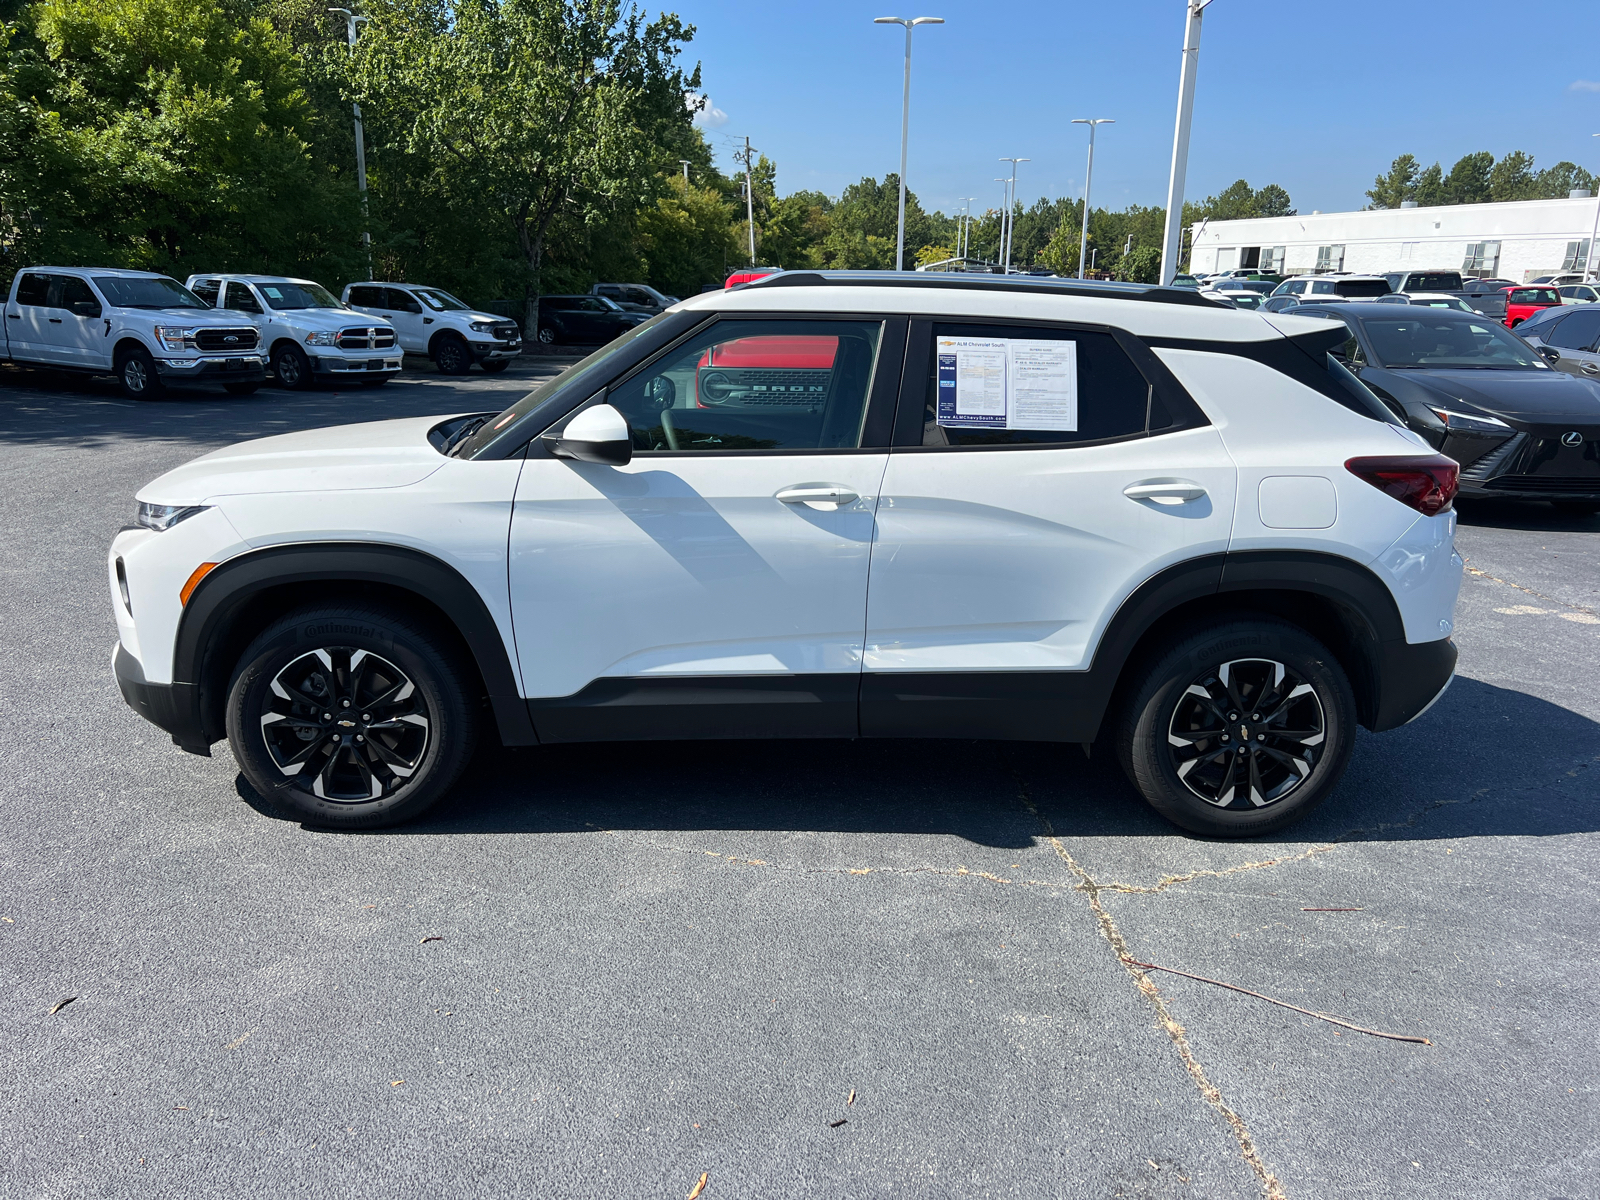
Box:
[263,286,283,299]
[936,336,1078,430]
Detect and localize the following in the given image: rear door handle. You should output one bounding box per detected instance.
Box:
[776,483,859,509]
[48,317,62,323]
[7,313,19,319]
[1124,480,1207,505]
[1583,361,1600,375]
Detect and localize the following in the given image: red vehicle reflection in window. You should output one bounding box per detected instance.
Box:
[695,336,838,407]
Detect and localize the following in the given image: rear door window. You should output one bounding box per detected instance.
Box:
[1547,308,1600,351]
[908,323,1150,448]
[15,273,50,306]
[607,318,885,453]
[190,278,221,306]
[347,285,383,307]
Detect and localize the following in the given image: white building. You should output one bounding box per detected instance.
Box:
[1187,194,1600,282]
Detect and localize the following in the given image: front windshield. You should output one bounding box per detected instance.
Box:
[414,287,472,312]
[1362,314,1545,369]
[257,280,341,310]
[93,276,208,310]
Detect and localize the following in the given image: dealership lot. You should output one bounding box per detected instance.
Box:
[1,362,1596,1198]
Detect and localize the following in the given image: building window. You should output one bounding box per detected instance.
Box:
[1562,240,1592,272]
[1315,245,1345,273]
[1462,241,1501,276]
[1400,242,1419,261]
[1264,246,1286,274]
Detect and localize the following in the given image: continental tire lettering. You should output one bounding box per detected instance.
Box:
[1192,634,1274,660]
[303,624,379,640]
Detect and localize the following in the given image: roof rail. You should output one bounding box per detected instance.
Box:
[736,269,1217,307]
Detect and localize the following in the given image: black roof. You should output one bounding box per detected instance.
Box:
[737,269,1216,308]
[1293,303,1486,323]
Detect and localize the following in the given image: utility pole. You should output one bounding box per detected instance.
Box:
[1072,119,1113,280]
[1587,133,1600,283]
[679,159,692,187]
[329,7,372,279]
[875,17,944,271]
[994,179,1009,270]
[999,158,1028,273]
[959,197,977,260]
[1160,0,1215,285]
[737,137,758,265]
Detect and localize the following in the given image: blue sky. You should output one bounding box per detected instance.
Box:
[673,0,1600,218]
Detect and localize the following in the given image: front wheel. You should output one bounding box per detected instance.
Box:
[536,326,557,345]
[272,343,313,390]
[1116,619,1356,837]
[225,605,478,829]
[432,334,470,375]
[116,347,165,400]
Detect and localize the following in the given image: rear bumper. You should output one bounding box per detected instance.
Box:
[155,356,267,382]
[1370,636,1457,732]
[113,641,211,756]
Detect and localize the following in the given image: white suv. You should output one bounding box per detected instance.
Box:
[185,274,401,389]
[341,282,521,375]
[108,272,1462,837]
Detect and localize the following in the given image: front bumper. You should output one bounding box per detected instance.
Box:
[155,355,267,382]
[471,339,522,361]
[113,641,211,755]
[311,354,403,378]
[1455,430,1600,501]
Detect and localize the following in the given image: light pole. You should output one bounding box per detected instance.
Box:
[679,159,692,187]
[1587,133,1600,283]
[1071,119,1113,280]
[329,7,372,278]
[1159,0,1215,285]
[994,179,1010,269]
[959,197,977,260]
[875,16,944,271]
[999,157,1028,272]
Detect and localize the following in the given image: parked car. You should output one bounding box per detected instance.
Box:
[1200,289,1266,310]
[1528,273,1586,286]
[725,267,782,288]
[1459,278,1516,294]
[1260,293,1320,313]
[1288,302,1600,513]
[187,274,399,390]
[342,282,521,375]
[1499,284,1563,328]
[4,267,264,399]
[535,295,649,345]
[591,283,679,314]
[1557,284,1600,304]
[1515,304,1600,386]
[1213,279,1275,295]
[1374,292,1477,312]
[1169,274,1201,289]
[1382,270,1464,294]
[110,270,1460,840]
[1271,275,1393,302]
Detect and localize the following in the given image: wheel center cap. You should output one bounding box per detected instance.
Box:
[337,718,357,728]
[1239,723,1251,742]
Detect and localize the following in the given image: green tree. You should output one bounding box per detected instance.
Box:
[1367,154,1419,209]
[344,0,699,328]
[1414,162,1446,206]
[635,178,737,297]
[1443,152,1493,205]
[1119,245,1160,283]
[1533,160,1597,199]
[1489,150,1537,202]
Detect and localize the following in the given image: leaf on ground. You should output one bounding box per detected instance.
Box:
[829,1118,847,1128]
[420,936,444,944]
[687,1171,708,1199]
[847,1088,856,1105]
[391,1080,404,1086]
[48,996,76,1014]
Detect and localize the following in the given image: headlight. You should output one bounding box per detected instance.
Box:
[1426,406,1513,435]
[470,321,493,333]
[153,326,197,352]
[304,330,337,347]
[136,502,209,531]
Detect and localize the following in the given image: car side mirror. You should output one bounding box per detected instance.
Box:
[548,403,632,466]
[71,300,101,318]
[1539,346,1561,363]
[406,301,423,314]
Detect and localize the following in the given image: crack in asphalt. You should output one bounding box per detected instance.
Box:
[1463,560,1600,620]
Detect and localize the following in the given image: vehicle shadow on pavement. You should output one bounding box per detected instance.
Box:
[1456,497,1600,533]
[234,676,1600,847]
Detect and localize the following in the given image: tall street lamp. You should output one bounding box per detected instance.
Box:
[875,16,944,271]
[1587,133,1600,283]
[329,7,371,278]
[999,157,1028,272]
[1159,0,1215,285]
[679,159,692,187]
[994,179,1010,269]
[1071,119,1113,280]
[959,197,977,260]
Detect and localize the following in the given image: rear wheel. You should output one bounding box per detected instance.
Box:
[116,347,165,400]
[481,359,510,374]
[272,343,313,390]
[1116,619,1356,837]
[225,605,478,829]
[432,334,470,375]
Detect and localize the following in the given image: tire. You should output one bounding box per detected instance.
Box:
[536,326,557,345]
[225,605,478,829]
[1115,618,1356,838]
[1552,500,1600,516]
[272,343,313,390]
[116,346,165,400]
[480,359,510,374]
[224,381,260,396]
[432,334,470,375]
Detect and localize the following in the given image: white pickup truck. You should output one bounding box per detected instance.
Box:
[3,267,266,399]
[185,274,401,390]
[340,281,521,374]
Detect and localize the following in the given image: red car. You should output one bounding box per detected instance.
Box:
[1500,284,1562,328]
[695,335,837,407]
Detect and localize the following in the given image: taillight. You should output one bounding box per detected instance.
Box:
[1345,455,1459,517]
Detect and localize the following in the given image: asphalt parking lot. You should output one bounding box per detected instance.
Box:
[2,358,1596,1200]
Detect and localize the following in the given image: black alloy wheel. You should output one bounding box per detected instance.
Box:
[481,359,510,373]
[1117,619,1356,837]
[117,347,165,400]
[433,334,470,375]
[226,605,477,828]
[536,325,557,344]
[272,343,313,390]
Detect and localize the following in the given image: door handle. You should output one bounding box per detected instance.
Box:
[1123,480,1207,505]
[776,483,859,509]
[1583,361,1600,375]
[48,317,62,323]
[7,313,19,319]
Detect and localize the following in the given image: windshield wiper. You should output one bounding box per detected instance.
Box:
[445,414,493,457]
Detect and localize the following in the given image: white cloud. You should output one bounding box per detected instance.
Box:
[687,92,728,129]
[1570,80,1600,92]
